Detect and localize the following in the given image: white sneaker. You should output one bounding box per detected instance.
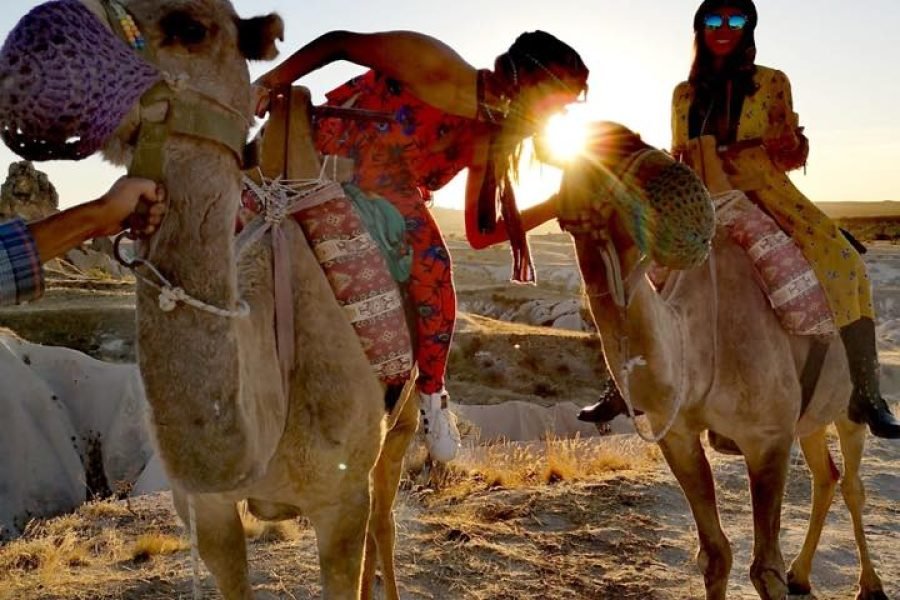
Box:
[418,389,461,462]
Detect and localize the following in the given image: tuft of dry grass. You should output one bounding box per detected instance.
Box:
[430,434,660,501]
[130,534,189,563]
[79,498,133,520]
[0,497,191,598]
[243,517,304,544]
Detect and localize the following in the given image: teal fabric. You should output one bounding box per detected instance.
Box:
[342,183,412,283]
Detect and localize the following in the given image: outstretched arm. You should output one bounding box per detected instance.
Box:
[0,177,165,306]
[255,30,480,119]
[29,177,166,263]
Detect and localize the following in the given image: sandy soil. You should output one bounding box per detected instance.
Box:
[0,229,898,599]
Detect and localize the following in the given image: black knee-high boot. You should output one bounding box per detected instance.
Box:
[840,317,900,439]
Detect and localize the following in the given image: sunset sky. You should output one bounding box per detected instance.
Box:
[1,0,898,210]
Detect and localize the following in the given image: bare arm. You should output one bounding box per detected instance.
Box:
[255,30,480,119]
[29,178,165,263]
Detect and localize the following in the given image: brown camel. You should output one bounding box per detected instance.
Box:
[75,0,419,597]
[558,125,887,600]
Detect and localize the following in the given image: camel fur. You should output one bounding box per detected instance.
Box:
[92,1,417,597]
[560,129,887,600]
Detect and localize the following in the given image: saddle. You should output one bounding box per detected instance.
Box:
[672,136,836,337]
[242,86,414,386]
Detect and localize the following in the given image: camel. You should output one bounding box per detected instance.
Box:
[558,125,887,600]
[67,0,420,597]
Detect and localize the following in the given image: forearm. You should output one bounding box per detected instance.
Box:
[259,30,478,118]
[258,30,351,88]
[28,200,104,263]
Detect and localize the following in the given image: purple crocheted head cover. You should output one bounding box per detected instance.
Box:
[0,0,161,161]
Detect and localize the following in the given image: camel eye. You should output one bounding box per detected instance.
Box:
[160,11,208,46]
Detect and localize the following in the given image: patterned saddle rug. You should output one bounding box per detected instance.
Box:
[653,190,835,337]
[240,181,414,387]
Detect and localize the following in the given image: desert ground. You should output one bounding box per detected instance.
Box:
[0,210,898,599]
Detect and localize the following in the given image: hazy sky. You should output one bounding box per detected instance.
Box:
[2,0,899,210]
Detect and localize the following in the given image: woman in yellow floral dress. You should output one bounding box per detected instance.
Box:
[581,0,899,438]
[669,0,898,438]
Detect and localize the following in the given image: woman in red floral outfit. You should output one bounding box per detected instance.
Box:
[256,30,589,461]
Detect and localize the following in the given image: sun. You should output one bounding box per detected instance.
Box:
[541,106,591,163]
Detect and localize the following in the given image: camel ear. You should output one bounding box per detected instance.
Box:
[237,13,283,61]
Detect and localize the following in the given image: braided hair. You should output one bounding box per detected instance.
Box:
[477,31,588,282]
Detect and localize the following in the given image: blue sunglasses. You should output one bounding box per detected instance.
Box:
[704,13,748,30]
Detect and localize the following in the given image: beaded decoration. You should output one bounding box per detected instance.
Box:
[0,0,161,161]
[107,0,146,51]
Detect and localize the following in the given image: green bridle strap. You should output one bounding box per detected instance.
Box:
[129,81,249,180]
[95,1,249,180]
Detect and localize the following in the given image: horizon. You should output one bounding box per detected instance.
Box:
[1,0,899,210]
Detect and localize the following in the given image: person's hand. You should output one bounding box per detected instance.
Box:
[252,83,272,118]
[763,127,800,156]
[93,177,166,238]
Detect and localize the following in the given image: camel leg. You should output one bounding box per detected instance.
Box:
[309,482,371,599]
[362,393,419,600]
[744,441,791,600]
[659,432,732,600]
[835,419,887,600]
[787,429,840,595]
[172,489,252,600]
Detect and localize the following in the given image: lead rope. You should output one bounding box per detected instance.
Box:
[597,238,687,444]
[188,495,202,599]
[114,234,251,318]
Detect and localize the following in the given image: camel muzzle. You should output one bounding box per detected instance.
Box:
[0,0,250,180]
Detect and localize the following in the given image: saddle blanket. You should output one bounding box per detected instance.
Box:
[653,190,835,337]
[242,187,413,386]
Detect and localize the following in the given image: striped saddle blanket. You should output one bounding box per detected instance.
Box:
[653,190,835,336]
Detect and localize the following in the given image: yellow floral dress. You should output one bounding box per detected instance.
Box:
[672,65,873,328]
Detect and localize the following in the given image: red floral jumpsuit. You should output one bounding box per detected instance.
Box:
[315,70,489,394]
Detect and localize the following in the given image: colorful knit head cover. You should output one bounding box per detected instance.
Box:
[0,0,161,161]
[559,122,715,270]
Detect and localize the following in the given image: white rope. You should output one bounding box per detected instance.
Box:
[235,172,344,258]
[598,242,688,444]
[188,494,202,599]
[128,255,250,318]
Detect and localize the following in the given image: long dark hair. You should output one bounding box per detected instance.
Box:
[478,31,588,282]
[689,0,759,101]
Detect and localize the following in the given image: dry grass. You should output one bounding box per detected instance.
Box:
[430,435,660,501]
[242,515,304,543]
[130,533,189,562]
[0,498,190,599]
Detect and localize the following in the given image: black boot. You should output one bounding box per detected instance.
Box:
[840,317,900,439]
[577,379,639,423]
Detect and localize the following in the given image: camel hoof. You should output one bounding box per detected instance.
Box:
[856,590,888,600]
[787,570,811,596]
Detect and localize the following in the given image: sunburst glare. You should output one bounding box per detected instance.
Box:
[541,105,592,163]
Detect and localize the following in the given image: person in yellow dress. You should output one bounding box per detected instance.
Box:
[581,0,899,438]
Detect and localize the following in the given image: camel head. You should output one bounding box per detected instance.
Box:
[103,0,284,165]
[557,121,715,273]
[0,0,282,164]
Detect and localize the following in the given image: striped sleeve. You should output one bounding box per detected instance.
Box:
[0,218,44,305]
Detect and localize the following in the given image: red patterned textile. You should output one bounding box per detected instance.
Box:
[651,190,835,336]
[242,188,413,385]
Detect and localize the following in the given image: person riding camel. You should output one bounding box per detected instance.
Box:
[254,30,590,460]
[578,0,900,439]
